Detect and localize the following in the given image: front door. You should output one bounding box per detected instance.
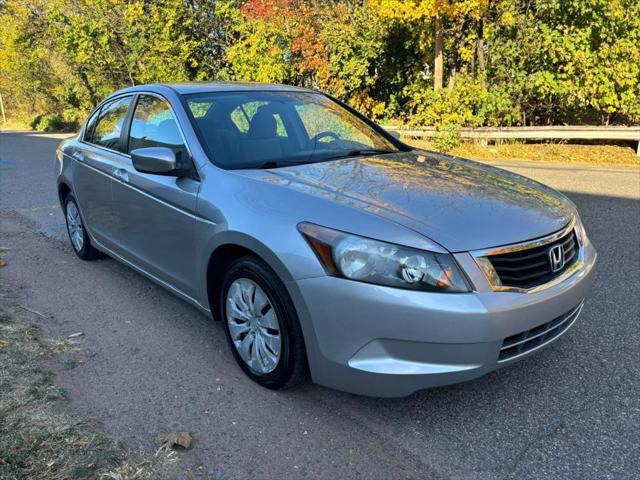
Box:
[109,94,200,298]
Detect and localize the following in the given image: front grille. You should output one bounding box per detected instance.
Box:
[498,302,583,362]
[488,229,579,289]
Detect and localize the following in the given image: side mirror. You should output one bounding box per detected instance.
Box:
[130,147,183,176]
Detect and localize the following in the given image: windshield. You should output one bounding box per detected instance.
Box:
[185,91,401,169]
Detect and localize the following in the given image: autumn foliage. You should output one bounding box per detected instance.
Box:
[0,0,638,134]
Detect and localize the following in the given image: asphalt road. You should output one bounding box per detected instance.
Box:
[1,131,639,480]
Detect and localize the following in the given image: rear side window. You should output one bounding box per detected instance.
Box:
[91,96,132,151]
[128,95,187,161]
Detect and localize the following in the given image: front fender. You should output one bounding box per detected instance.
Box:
[196,228,324,372]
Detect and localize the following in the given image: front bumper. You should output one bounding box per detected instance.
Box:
[289,242,597,397]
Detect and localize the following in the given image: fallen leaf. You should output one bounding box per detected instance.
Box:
[67,332,84,338]
[155,431,192,450]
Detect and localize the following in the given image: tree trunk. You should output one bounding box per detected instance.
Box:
[448,67,457,90]
[76,69,98,107]
[434,16,444,91]
[476,19,485,87]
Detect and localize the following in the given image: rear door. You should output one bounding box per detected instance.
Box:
[109,93,200,297]
[73,95,132,247]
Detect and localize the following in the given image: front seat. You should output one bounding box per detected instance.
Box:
[241,107,283,162]
[195,102,244,167]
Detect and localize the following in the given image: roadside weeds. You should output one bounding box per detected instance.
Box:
[0,307,177,479]
[405,138,640,168]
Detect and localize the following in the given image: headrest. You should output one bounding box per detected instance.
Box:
[248,107,278,139]
[202,102,240,133]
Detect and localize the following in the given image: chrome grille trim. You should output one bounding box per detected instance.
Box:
[488,230,579,287]
[472,218,576,257]
[498,302,583,363]
[470,218,585,294]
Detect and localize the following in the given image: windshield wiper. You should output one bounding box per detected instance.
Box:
[323,148,395,161]
[254,149,394,169]
[257,159,315,169]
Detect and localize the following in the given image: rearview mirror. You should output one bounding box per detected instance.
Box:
[130,147,183,176]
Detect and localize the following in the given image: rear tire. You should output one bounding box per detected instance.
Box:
[220,256,308,389]
[64,193,102,260]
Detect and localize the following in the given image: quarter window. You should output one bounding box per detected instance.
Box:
[91,96,132,151]
[128,95,187,161]
[83,109,100,143]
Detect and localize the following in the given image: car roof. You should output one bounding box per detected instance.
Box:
[114,81,316,97]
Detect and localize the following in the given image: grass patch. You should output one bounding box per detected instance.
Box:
[0,119,29,131]
[404,138,640,168]
[0,310,173,479]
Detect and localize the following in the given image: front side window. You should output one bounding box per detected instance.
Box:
[91,96,132,151]
[186,91,400,169]
[128,95,187,162]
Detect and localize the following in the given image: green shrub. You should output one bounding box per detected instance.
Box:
[405,74,485,128]
[32,114,78,132]
[433,123,462,153]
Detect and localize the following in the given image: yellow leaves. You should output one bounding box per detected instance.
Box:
[1,0,639,127]
[368,0,431,21]
[458,42,476,63]
[226,19,294,84]
[123,1,144,22]
[368,0,488,21]
[499,10,516,27]
[371,101,387,119]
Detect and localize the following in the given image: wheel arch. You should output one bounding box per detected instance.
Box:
[204,232,296,321]
[58,181,72,206]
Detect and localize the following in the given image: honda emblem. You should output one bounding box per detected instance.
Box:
[548,244,565,272]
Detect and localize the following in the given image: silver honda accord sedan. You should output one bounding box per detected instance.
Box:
[55,82,597,397]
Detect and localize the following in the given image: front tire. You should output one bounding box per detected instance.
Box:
[220,256,308,389]
[64,193,102,260]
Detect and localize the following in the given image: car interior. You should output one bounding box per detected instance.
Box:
[188,92,387,168]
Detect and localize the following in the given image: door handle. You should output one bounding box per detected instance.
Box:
[72,151,85,162]
[113,168,129,183]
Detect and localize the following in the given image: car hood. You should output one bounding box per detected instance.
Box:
[252,151,575,252]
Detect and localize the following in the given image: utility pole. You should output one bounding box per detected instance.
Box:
[0,91,6,124]
[434,15,444,91]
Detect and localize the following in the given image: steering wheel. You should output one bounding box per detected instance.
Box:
[309,131,340,146]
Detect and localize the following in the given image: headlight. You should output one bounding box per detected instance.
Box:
[574,212,589,246]
[298,223,470,292]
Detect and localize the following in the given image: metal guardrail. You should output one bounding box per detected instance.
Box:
[383,125,640,155]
